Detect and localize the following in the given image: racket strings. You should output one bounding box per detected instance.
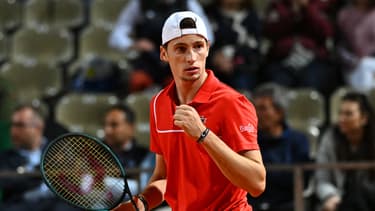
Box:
[42,135,125,209]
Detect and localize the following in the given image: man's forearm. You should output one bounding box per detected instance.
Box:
[200,131,266,196]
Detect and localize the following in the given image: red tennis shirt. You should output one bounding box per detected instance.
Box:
[150,70,259,211]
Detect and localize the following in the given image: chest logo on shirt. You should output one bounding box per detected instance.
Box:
[200,116,207,124]
[240,123,255,133]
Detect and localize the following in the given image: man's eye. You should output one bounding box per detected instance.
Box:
[176,47,185,52]
[195,44,204,49]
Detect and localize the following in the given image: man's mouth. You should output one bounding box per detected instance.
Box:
[185,67,199,72]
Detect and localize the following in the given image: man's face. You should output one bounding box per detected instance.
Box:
[160,34,209,83]
[254,97,283,132]
[11,108,41,150]
[104,110,134,149]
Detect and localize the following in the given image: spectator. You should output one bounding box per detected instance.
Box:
[315,92,375,211]
[206,0,261,90]
[0,105,79,211]
[248,83,311,211]
[103,104,154,194]
[261,0,338,98]
[336,0,375,91]
[109,0,214,92]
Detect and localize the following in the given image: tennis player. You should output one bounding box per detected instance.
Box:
[113,11,266,211]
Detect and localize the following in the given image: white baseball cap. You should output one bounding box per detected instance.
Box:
[161,11,208,45]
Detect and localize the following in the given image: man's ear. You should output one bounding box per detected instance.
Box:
[160,46,168,62]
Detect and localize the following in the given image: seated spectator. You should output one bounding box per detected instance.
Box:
[261,0,338,98]
[315,92,375,211]
[336,0,375,92]
[206,0,261,90]
[248,83,311,211]
[0,105,80,211]
[103,104,154,195]
[109,0,214,92]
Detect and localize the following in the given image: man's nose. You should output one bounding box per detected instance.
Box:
[186,49,197,62]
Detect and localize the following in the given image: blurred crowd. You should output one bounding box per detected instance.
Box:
[1,0,375,210]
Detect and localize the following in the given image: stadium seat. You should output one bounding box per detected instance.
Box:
[11,26,73,64]
[24,0,84,29]
[30,99,50,120]
[367,88,375,111]
[0,61,62,102]
[286,88,326,131]
[329,86,355,124]
[252,0,272,17]
[285,88,325,159]
[90,0,130,29]
[124,91,155,147]
[297,126,320,159]
[0,32,7,63]
[55,93,119,138]
[0,0,22,32]
[79,25,124,61]
[0,77,15,121]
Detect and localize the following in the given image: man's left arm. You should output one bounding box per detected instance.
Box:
[200,132,266,197]
[174,104,266,197]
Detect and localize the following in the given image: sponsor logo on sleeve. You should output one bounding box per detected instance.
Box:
[239,123,256,133]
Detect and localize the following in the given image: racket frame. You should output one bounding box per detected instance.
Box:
[40,132,138,211]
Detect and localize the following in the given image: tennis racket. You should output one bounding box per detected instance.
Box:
[40,133,139,211]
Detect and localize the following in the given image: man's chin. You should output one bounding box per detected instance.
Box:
[182,73,200,81]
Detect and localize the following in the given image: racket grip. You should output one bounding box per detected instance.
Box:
[130,197,139,211]
[135,194,149,211]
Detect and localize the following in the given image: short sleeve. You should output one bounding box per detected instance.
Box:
[220,95,259,152]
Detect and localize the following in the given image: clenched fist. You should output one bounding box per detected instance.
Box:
[173,104,206,140]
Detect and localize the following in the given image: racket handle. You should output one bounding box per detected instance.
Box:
[135,194,149,211]
[130,197,139,211]
[123,178,139,211]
